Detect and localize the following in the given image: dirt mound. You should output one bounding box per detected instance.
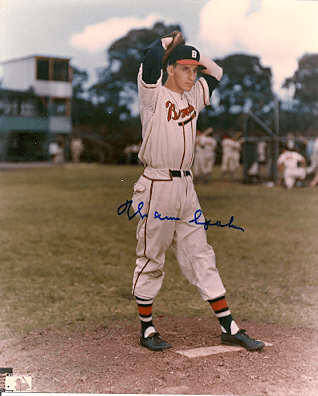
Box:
[1,317,318,395]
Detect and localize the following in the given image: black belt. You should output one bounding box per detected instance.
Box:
[170,170,191,177]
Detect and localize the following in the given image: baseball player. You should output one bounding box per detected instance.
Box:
[286,132,295,151]
[124,144,133,164]
[131,31,264,352]
[221,134,236,176]
[70,135,84,163]
[192,129,212,183]
[257,141,267,163]
[309,169,318,188]
[306,136,318,174]
[203,127,218,180]
[193,129,206,181]
[307,136,318,187]
[124,142,142,165]
[277,146,306,189]
[232,132,244,173]
[48,141,59,162]
[54,140,65,164]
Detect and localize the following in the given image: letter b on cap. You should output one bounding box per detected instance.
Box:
[192,50,197,59]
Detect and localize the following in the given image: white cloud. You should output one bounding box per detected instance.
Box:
[70,13,170,53]
[198,0,318,96]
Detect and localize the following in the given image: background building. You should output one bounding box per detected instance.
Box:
[0,55,72,162]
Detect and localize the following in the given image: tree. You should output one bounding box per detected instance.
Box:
[72,66,89,99]
[89,21,184,126]
[283,53,318,112]
[71,66,97,124]
[214,54,274,116]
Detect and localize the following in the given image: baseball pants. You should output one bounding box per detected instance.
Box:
[205,152,215,174]
[221,154,236,173]
[131,167,226,301]
[284,168,306,189]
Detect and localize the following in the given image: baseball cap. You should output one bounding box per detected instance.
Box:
[168,45,203,67]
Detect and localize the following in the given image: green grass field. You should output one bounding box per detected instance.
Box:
[1,164,317,339]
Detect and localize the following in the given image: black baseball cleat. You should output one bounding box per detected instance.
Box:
[140,332,172,351]
[221,329,265,351]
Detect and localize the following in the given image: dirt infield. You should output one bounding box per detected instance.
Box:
[1,317,317,395]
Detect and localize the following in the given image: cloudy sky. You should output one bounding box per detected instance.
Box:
[1,0,317,99]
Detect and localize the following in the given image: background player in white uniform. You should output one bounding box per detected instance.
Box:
[257,141,267,164]
[232,132,244,173]
[193,128,216,183]
[70,135,84,164]
[285,132,296,151]
[131,31,264,352]
[203,127,218,180]
[309,167,318,188]
[277,146,306,189]
[221,135,236,176]
[193,129,208,182]
[306,136,318,187]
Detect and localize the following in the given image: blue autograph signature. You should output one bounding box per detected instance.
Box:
[189,210,244,232]
[117,199,181,221]
[154,211,181,221]
[117,200,244,232]
[117,199,147,220]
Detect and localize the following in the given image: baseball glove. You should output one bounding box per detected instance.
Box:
[162,31,186,69]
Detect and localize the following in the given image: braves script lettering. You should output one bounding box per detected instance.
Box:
[166,101,194,122]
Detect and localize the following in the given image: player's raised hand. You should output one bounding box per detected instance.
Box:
[161,31,186,69]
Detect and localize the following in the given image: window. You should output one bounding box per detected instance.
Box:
[3,100,18,115]
[53,60,69,82]
[20,99,37,116]
[36,58,70,82]
[51,99,67,115]
[37,97,49,115]
[37,59,49,80]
